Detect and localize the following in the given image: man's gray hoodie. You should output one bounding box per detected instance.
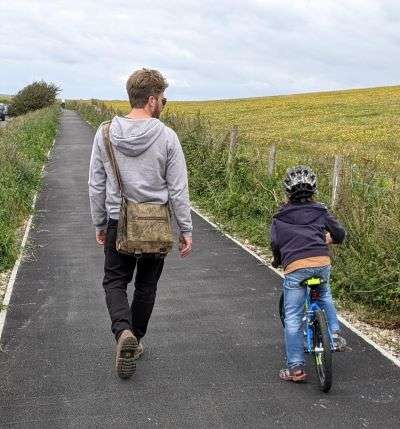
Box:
[88,116,192,236]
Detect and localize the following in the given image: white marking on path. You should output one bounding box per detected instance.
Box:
[191,205,400,368]
[0,140,55,342]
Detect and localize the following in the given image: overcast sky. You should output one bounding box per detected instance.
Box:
[1,0,399,100]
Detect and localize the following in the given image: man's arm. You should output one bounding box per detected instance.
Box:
[88,127,108,244]
[166,131,193,257]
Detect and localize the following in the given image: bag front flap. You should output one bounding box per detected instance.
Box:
[126,202,170,220]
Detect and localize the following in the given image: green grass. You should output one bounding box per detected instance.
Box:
[165,112,400,328]
[67,95,400,328]
[0,96,12,104]
[0,105,60,271]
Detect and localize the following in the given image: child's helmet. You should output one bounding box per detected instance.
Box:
[284,165,317,200]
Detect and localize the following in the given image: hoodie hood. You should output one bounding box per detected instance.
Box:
[109,116,164,157]
[273,202,327,225]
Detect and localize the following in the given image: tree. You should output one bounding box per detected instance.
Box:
[8,81,60,116]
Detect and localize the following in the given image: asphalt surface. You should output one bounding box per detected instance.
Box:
[0,110,399,428]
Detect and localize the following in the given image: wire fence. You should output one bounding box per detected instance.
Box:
[67,98,400,318]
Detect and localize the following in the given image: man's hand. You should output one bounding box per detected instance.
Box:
[179,234,192,257]
[96,229,107,246]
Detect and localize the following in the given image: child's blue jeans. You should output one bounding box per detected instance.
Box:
[283,265,340,370]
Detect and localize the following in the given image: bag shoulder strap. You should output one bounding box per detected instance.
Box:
[102,122,124,197]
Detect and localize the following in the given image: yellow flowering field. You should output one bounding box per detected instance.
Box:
[104,85,400,171]
[69,89,400,323]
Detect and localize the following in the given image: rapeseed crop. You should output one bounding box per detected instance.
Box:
[105,85,400,171]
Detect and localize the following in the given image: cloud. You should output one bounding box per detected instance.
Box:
[0,0,399,100]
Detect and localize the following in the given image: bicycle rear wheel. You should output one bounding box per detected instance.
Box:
[279,292,285,327]
[313,309,332,392]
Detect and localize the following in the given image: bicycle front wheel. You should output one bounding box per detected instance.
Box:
[313,309,332,392]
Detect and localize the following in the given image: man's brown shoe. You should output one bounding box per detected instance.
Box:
[115,330,138,379]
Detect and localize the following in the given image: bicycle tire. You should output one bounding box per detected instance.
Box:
[313,309,332,393]
[279,292,285,327]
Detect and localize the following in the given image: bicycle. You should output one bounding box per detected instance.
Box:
[279,276,334,392]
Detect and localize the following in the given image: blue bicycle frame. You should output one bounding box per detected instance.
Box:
[304,285,335,353]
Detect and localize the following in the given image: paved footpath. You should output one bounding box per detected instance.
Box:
[0,110,399,428]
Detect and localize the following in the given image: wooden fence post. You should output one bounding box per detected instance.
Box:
[214,130,229,152]
[268,145,277,176]
[332,155,344,209]
[227,126,238,168]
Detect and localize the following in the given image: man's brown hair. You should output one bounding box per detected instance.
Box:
[126,68,168,108]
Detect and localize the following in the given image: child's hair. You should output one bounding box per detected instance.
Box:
[288,194,315,204]
[283,165,317,203]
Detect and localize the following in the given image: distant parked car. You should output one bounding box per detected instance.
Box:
[0,104,6,121]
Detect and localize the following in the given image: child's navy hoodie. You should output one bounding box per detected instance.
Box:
[270,201,346,269]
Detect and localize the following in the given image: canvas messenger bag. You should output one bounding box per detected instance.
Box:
[102,122,174,257]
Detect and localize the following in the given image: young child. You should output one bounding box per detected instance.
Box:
[270,165,347,382]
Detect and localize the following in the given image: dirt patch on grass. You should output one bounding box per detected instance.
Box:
[339,309,400,360]
[0,270,11,309]
[0,220,28,310]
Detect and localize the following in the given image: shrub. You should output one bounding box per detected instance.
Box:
[8,81,60,116]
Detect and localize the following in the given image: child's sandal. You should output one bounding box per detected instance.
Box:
[279,368,307,382]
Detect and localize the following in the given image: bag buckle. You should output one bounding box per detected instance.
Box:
[158,248,168,258]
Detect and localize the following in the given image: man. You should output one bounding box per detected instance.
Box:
[88,68,193,379]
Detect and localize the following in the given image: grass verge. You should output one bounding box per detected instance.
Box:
[0,105,60,272]
[67,99,400,328]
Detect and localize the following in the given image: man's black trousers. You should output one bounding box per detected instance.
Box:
[102,218,164,341]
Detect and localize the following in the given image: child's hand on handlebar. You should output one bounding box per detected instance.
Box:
[325,232,333,245]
